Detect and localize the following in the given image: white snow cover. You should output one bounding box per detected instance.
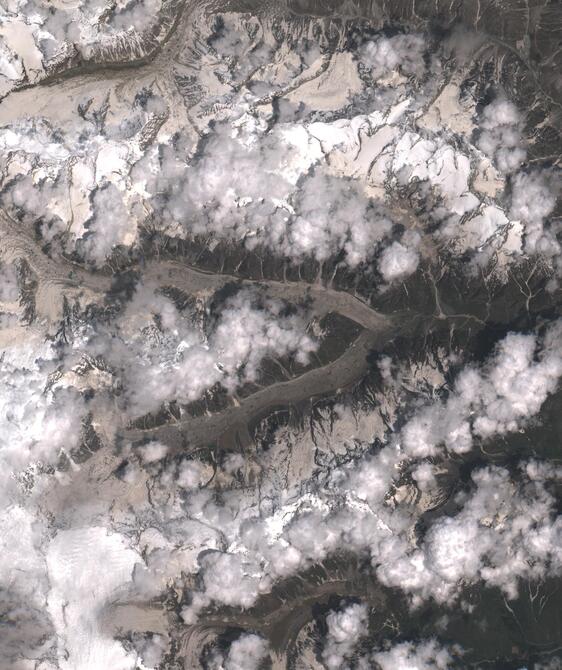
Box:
[133,128,396,268]
[0,506,54,663]
[1,42,558,279]
[46,527,140,670]
[0,0,165,86]
[179,450,562,618]
[391,131,479,216]
[0,338,86,500]
[1,19,561,667]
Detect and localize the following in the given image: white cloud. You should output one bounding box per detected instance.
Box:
[137,441,168,463]
[377,463,562,603]
[400,320,562,458]
[411,462,437,492]
[82,183,132,266]
[145,320,562,620]
[109,0,163,33]
[2,21,561,655]
[322,602,369,669]
[175,461,205,489]
[286,172,393,266]
[198,551,262,610]
[477,98,526,174]
[359,34,427,80]
[510,171,560,256]
[2,37,557,279]
[79,282,316,418]
[136,634,168,669]
[0,339,86,501]
[378,238,420,282]
[370,639,458,670]
[224,633,270,670]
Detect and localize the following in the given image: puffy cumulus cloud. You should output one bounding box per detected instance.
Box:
[125,320,562,622]
[183,551,264,620]
[81,183,132,266]
[134,633,168,669]
[211,633,270,670]
[134,122,395,268]
[157,447,559,624]
[137,440,169,463]
[369,639,458,670]
[2,36,557,279]
[0,116,149,266]
[477,98,526,174]
[176,416,561,618]
[176,458,209,489]
[109,0,163,33]
[400,320,562,458]
[358,34,427,80]
[285,172,393,266]
[377,463,562,604]
[510,170,560,256]
[101,284,317,417]
[411,462,437,492]
[134,121,298,240]
[337,443,402,509]
[148,349,562,620]
[210,289,317,383]
[322,602,369,669]
[135,91,525,278]
[178,499,320,621]
[377,235,420,283]
[3,19,562,669]
[1,171,66,242]
[176,445,399,620]
[525,459,562,482]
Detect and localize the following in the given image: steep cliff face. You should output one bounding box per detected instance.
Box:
[0,1,560,669]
